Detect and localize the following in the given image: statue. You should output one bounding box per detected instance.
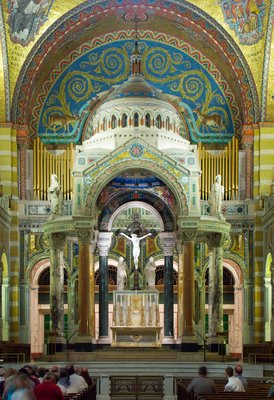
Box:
[117,256,127,290]
[145,257,156,289]
[120,232,152,269]
[48,174,61,215]
[208,174,225,220]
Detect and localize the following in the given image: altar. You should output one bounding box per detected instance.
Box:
[111,290,162,347]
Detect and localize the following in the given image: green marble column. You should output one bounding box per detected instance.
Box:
[49,232,66,345]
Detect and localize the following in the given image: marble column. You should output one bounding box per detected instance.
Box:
[90,240,97,340]
[97,232,112,342]
[182,235,195,337]
[176,241,184,339]
[160,233,175,342]
[49,233,66,345]
[77,230,92,338]
[208,234,225,339]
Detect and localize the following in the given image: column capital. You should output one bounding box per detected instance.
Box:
[97,232,113,256]
[178,229,197,244]
[240,125,254,150]
[207,232,228,250]
[49,232,66,251]
[159,232,176,256]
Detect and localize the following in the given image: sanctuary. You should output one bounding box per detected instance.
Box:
[0,0,273,363]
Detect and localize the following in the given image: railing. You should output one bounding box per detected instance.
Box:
[248,353,274,364]
[0,352,25,363]
[110,376,164,399]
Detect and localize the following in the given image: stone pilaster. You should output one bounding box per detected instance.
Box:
[241,126,254,200]
[159,233,175,342]
[17,128,30,200]
[97,232,112,342]
[49,233,66,345]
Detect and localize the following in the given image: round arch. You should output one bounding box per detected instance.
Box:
[0,252,9,341]
[85,162,188,218]
[202,258,244,356]
[264,252,273,341]
[12,0,258,128]
[108,201,165,232]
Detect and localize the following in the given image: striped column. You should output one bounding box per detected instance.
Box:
[0,124,19,341]
[253,123,274,342]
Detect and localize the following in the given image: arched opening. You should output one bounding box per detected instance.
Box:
[121,113,128,128]
[103,117,107,131]
[265,252,273,341]
[155,115,162,129]
[145,113,151,127]
[29,260,68,357]
[111,115,117,129]
[204,262,243,355]
[134,112,139,127]
[1,252,9,340]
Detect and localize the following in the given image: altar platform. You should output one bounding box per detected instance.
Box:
[111,290,162,347]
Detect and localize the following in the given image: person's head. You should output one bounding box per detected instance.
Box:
[149,257,154,263]
[225,367,233,378]
[0,367,5,377]
[65,364,75,376]
[43,372,56,384]
[118,256,124,264]
[15,374,30,388]
[58,368,69,380]
[51,366,59,374]
[38,367,47,378]
[235,364,243,375]
[198,366,207,377]
[5,368,17,379]
[74,366,81,375]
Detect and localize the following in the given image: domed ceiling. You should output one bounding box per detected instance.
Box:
[1,0,273,137]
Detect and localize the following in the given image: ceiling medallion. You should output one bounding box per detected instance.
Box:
[130,144,144,158]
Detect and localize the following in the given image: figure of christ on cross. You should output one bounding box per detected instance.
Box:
[120,232,152,269]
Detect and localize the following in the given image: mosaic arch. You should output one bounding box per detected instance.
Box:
[83,158,189,218]
[35,38,236,144]
[99,191,175,232]
[12,0,259,135]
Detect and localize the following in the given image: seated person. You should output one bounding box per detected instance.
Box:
[224,366,245,392]
[187,366,216,394]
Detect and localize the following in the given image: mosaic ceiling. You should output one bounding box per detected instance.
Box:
[0,0,273,133]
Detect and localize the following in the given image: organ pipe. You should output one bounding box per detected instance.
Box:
[33,137,74,201]
[198,137,239,200]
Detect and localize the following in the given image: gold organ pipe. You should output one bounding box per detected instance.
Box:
[225,144,228,200]
[235,137,239,199]
[197,140,239,201]
[70,142,74,198]
[64,149,67,200]
[201,145,204,199]
[33,141,75,201]
[232,137,235,200]
[37,138,41,200]
[67,146,69,200]
[33,138,37,199]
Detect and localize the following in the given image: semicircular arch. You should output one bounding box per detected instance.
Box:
[12,0,259,132]
[85,161,188,218]
[107,201,165,232]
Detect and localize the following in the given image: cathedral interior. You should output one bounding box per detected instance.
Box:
[0,0,274,367]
